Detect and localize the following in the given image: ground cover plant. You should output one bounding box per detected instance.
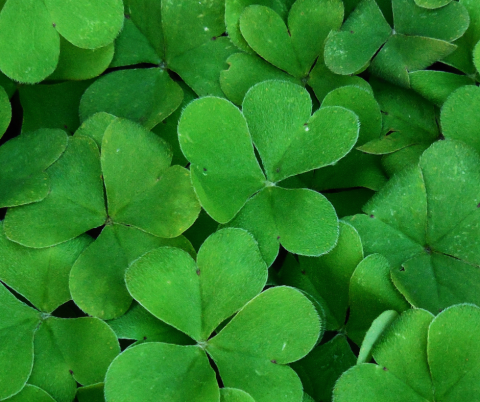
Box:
[1,0,480,401]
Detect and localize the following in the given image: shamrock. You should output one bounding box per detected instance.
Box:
[106,0,237,97]
[334,304,480,402]
[222,0,370,105]
[0,0,124,83]
[325,0,469,88]
[179,80,360,265]
[4,117,200,249]
[104,228,322,402]
[345,140,480,314]
[0,283,119,402]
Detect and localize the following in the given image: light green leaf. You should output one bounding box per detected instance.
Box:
[19,80,91,133]
[428,304,480,401]
[74,112,117,149]
[381,144,429,177]
[44,0,124,49]
[48,37,114,81]
[0,0,59,83]
[220,52,301,105]
[4,135,107,248]
[102,119,200,237]
[279,221,363,330]
[70,224,195,320]
[6,385,55,402]
[104,343,219,402]
[346,254,410,345]
[357,310,399,364]
[394,0,469,42]
[414,0,451,8]
[126,228,267,342]
[207,286,321,402]
[0,225,91,312]
[0,284,40,400]
[80,68,183,130]
[409,71,474,106]
[441,86,480,154]
[109,17,162,68]
[369,34,457,88]
[221,388,255,402]
[178,96,265,223]
[0,129,68,208]
[292,335,356,402]
[324,0,392,75]
[106,301,193,345]
[29,317,120,402]
[76,383,104,402]
[243,80,359,182]
[0,85,11,139]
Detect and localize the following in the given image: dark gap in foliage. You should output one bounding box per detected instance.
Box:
[344,306,351,325]
[207,353,224,388]
[428,61,465,75]
[0,91,22,147]
[52,300,88,318]
[168,69,182,82]
[0,208,6,220]
[357,67,370,82]
[319,330,338,345]
[119,338,136,351]
[254,147,266,175]
[106,62,160,75]
[1,281,36,309]
[321,186,364,194]
[270,246,288,273]
[347,337,360,356]
[86,225,105,239]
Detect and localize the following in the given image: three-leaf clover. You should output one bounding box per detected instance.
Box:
[0,283,119,402]
[178,80,359,265]
[4,117,200,249]
[334,304,480,401]
[104,228,322,402]
[346,140,480,314]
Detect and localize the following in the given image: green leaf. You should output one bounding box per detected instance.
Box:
[220,388,255,402]
[178,96,265,223]
[0,225,92,312]
[220,52,301,105]
[292,335,356,402]
[4,135,107,248]
[324,0,392,75]
[110,18,162,68]
[0,0,59,83]
[369,34,457,88]
[225,0,294,53]
[28,317,120,402]
[19,80,91,134]
[152,81,197,166]
[357,310,399,364]
[70,224,195,320]
[359,78,438,155]
[0,284,41,400]
[243,80,359,182]
[381,144,429,177]
[0,129,68,208]
[224,186,339,264]
[106,301,193,345]
[207,286,321,402]
[0,72,16,98]
[5,385,55,402]
[126,228,267,342]
[279,221,364,330]
[102,119,200,237]
[394,0,469,42]
[441,86,480,154]
[74,112,117,149]
[323,189,375,218]
[0,85,11,139]
[409,71,474,106]
[414,0,451,8]
[76,383,104,402]
[346,254,410,345]
[239,0,344,77]
[48,37,115,81]
[104,343,219,402]
[428,304,480,401]
[80,68,183,130]
[183,209,219,251]
[44,0,124,49]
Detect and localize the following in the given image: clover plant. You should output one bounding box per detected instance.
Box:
[2,0,480,401]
